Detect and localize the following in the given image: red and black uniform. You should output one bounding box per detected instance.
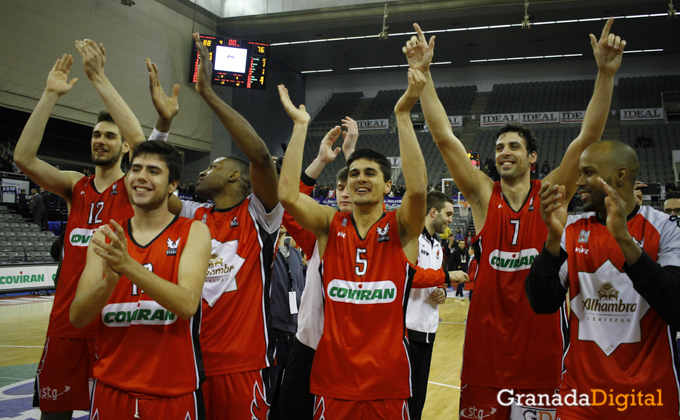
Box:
[35,175,133,412]
[180,195,283,419]
[311,211,442,415]
[90,216,204,419]
[526,206,680,419]
[460,180,565,419]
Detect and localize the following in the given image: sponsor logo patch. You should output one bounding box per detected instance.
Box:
[69,228,97,247]
[327,279,397,304]
[487,248,539,272]
[101,301,177,327]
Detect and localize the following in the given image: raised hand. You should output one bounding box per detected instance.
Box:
[395,69,426,114]
[341,117,359,159]
[147,58,180,122]
[75,39,106,79]
[316,126,342,164]
[633,180,646,206]
[91,220,132,275]
[192,32,213,95]
[539,183,568,240]
[46,54,78,96]
[278,84,310,125]
[402,23,435,72]
[598,177,630,240]
[590,17,626,76]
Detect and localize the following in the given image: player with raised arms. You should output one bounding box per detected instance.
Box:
[14,40,153,420]
[403,18,625,418]
[278,68,445,419]
[70,140,211,419]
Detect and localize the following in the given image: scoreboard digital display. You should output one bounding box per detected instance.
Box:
[189,34,269,90]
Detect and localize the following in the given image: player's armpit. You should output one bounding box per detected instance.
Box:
[175,221,211,318]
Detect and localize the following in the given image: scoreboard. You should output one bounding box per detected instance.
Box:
[189,34,269,90]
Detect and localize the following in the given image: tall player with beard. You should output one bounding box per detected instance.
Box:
[15,41,148,420]
[403,19,626,418]
[71,140,211,419]
[278,68,445,419]
[164,33,282,419]
[526,141,680,419]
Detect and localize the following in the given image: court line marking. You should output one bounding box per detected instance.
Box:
[0,376,30,381]
[0,345,44,348]
[0,378,33,401]
[428,381,461,389]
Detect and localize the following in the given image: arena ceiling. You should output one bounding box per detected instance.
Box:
[192,0,678,75]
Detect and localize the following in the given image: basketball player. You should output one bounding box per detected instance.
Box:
[403,19,626,418]
[278,68,445,418]
[526,140,680,418]
[70,140,211,419]
[15,42,147,419]
[164,33,282,420]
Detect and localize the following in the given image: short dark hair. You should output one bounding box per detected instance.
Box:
[666,190,680,200]
[336,166,348,184]
[96,110,125,143]
[427,191,454,213]
[227,157,251,196]
[346,148,391,182]
[130,140,184,183]
[496,123,539,155]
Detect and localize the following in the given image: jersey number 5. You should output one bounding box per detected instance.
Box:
[355,248,367,276]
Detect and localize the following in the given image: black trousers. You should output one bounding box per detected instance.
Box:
[270,329,296,420]
[408,337,435,420]
[279,337,316,420]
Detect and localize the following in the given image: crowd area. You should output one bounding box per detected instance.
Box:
[6,15,680,420]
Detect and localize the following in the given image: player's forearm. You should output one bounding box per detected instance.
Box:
[70,279,116,328]
[304,157,327,180]
[200,89,271,166]
[525,246,568,314]
[122,262,201,320]
[626,253,680,330]
[89,74,146,149]
[614,233,643,266]
[278,123,308,207]
[155,116,173,133]
[577,70,614,146]
[396,113,427,195]
[14,90,59,169]
[545,233,562,257]
[420,71,456,142]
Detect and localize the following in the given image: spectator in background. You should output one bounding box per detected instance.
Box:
[11,157,20,173]
[40,188,50,227]
[635,133,644,148]
[485,154,499,181]
[466,245,477,302]
[644,133,653,148]
[540,160,551,180]
[32,188,45,230]
[465,230,474,247]
[0,154,6,172]
[440,225,451,241]
[178,181,187,194]
[530,161,538,179]
[454,228,464,242]
[666,178,676,192]
[451,240,469,299]
[16,188,29,219]
[664,190,680,216]
[676,181,680,191]
[187,181,196,199]
[327,187,335,198]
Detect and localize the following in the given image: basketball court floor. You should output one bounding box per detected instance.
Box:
[0,292,469,419]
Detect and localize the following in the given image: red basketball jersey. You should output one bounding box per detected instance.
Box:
[49,175,134,338]
[311,211,441,401]
[557,207,680,419]
[94,217,204,397]
[462,180,565,388]
[180,195,283,376]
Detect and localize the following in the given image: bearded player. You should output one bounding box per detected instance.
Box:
[403,19,626,418]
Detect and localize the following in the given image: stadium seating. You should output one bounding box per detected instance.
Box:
[619,75,680,109]
[314,92,363,122]
[486,80,595,114]
[620,122,680,183]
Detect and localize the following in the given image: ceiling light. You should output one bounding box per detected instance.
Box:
[301,69,333,74]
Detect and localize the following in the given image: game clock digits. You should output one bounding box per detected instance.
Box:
[189,34,269,90]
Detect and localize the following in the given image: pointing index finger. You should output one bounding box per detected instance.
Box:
[414,23,426,44]
[599,17,614,43]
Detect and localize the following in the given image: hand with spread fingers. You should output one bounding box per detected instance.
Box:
[341,117,359,159]
[91,220,133,276]
[395,69,427,114]
[539,183,568,241]
[316,126,342,165]
[148,58,180,125]
[278,84,310,125]
[74,39,106,80]
[402,23,435,72]
[192,32,213,95]
[46,54,78,96]
[591,17,627,76]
